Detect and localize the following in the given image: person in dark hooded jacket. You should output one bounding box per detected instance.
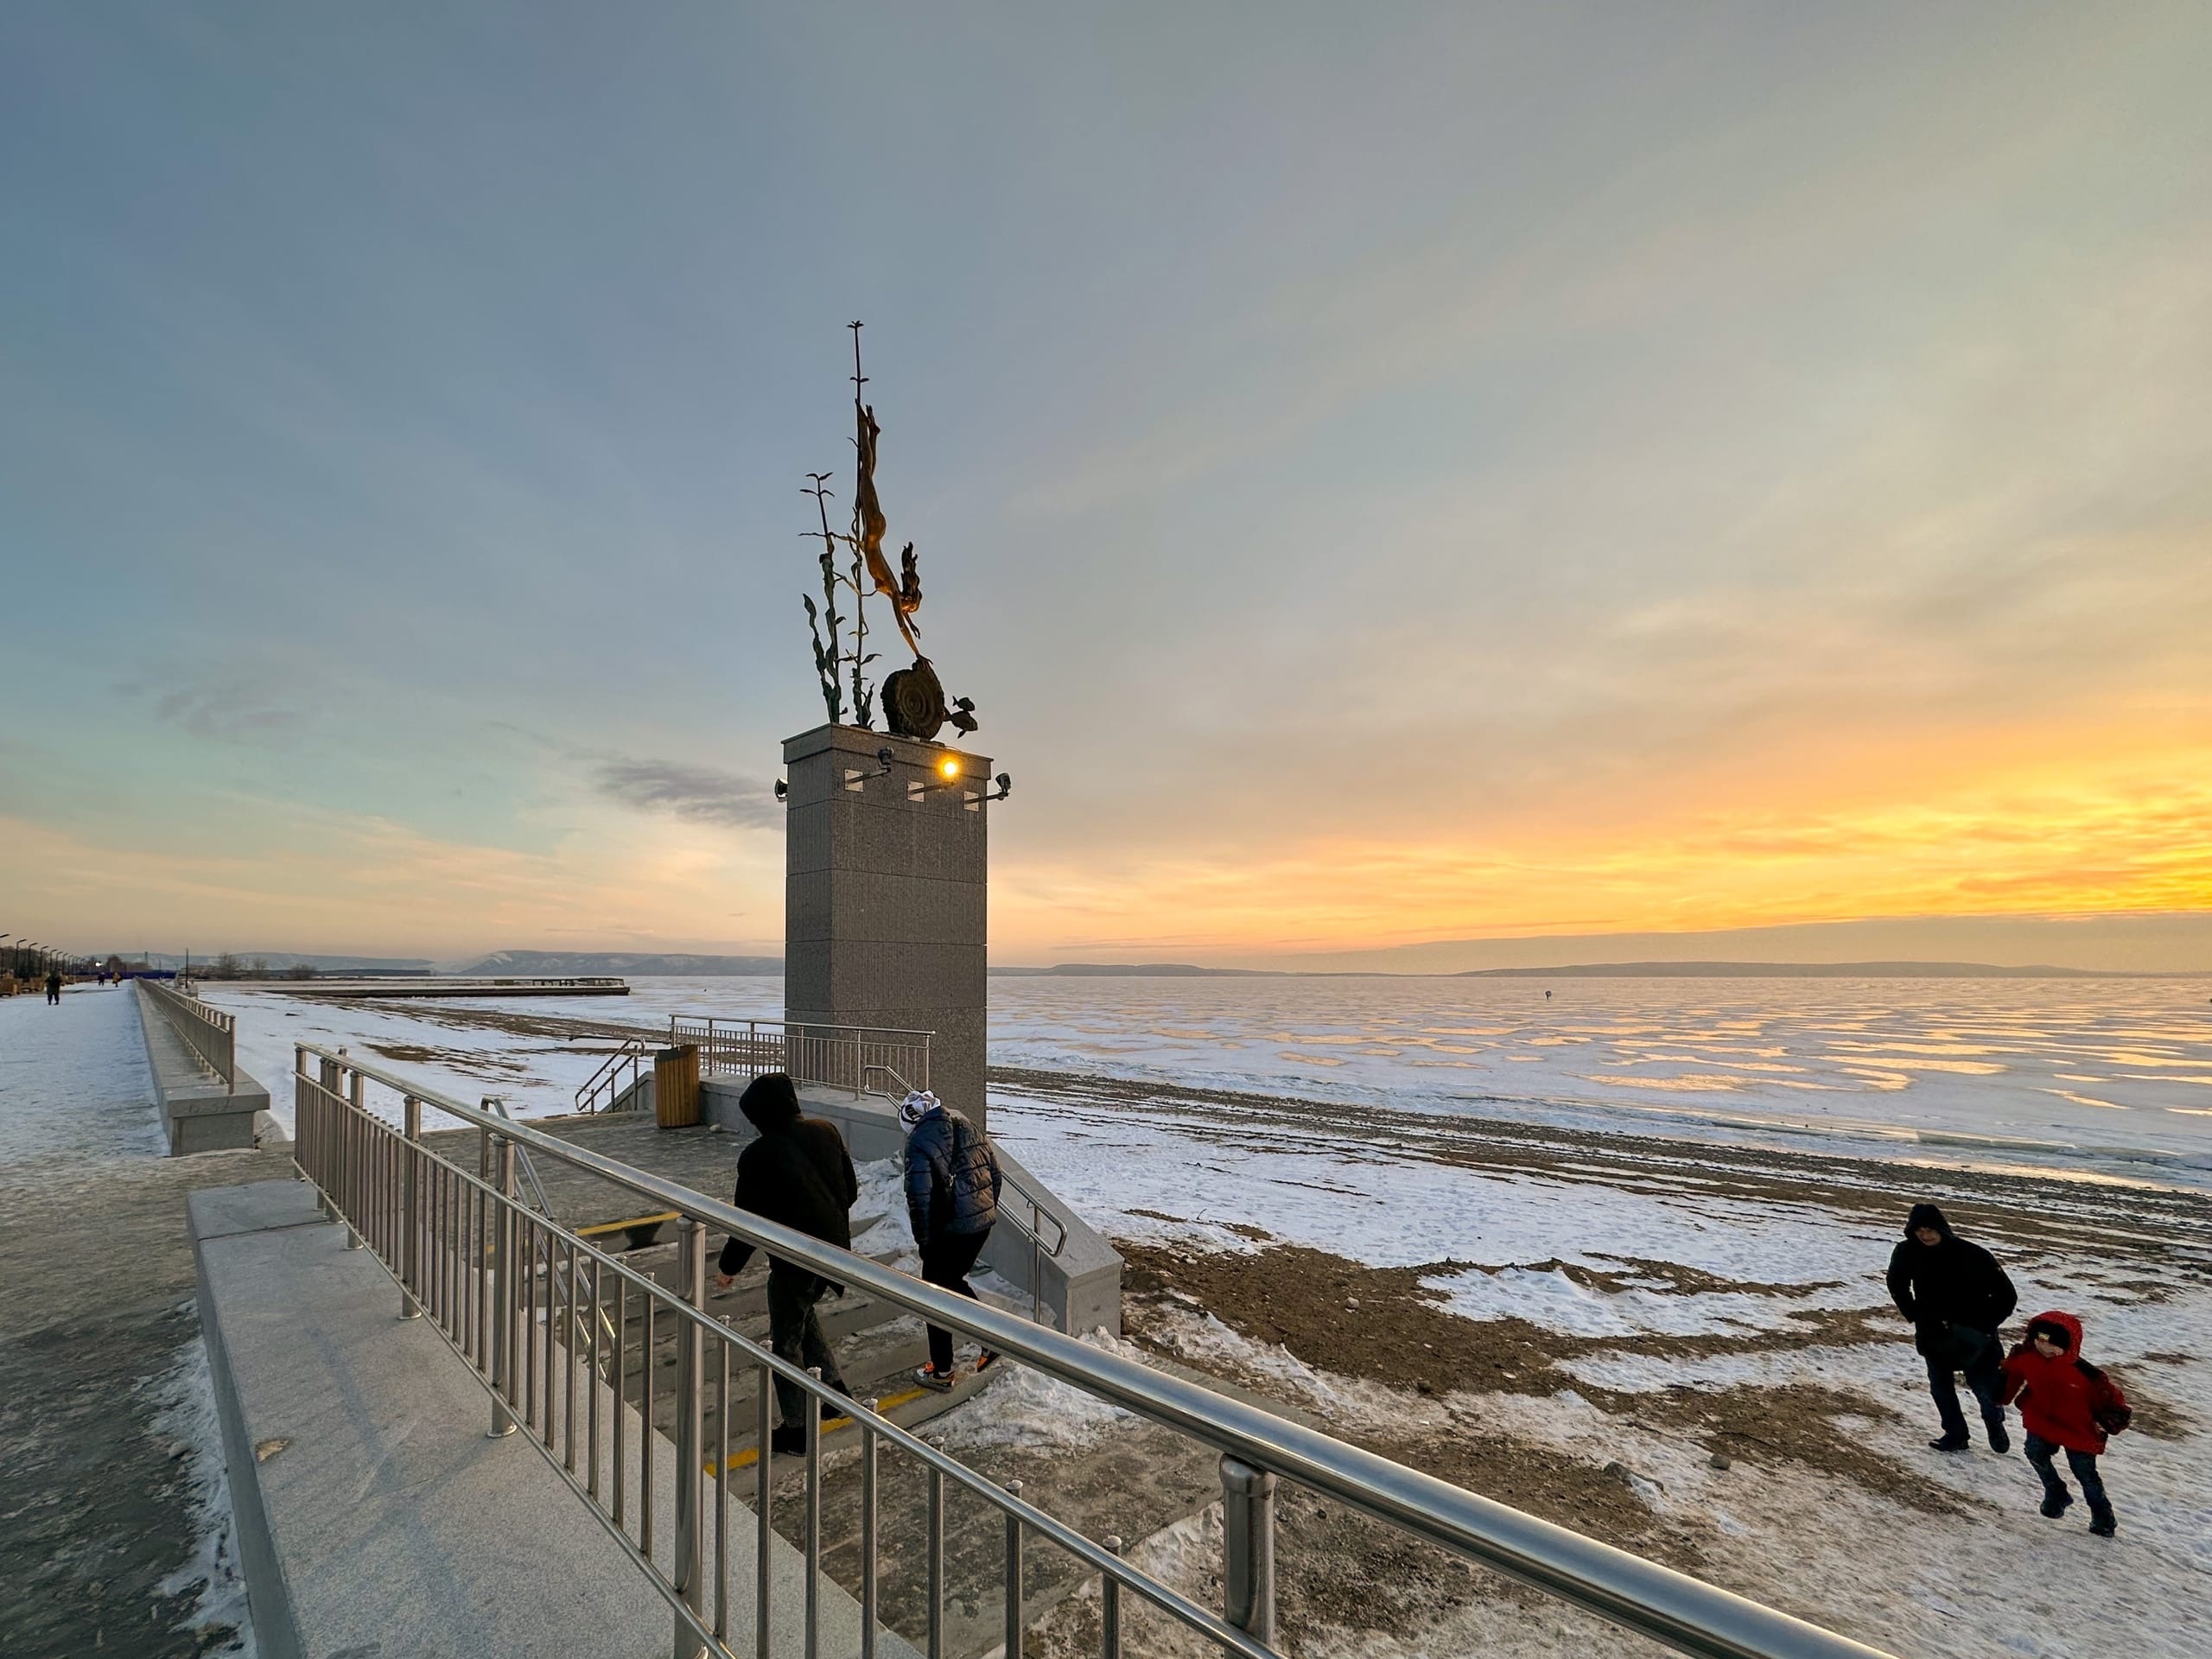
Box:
[2001,1311,2128,1536]
[1887,1202,2017,1452]
[712,1072,858,1452]
[899,1090,1003,1389]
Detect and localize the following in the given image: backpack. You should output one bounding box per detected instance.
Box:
[2078,1361,2133,1437]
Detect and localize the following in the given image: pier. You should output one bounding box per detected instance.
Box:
[257,976,632,1000]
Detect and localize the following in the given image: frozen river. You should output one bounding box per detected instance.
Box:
[200,973,2212,1185]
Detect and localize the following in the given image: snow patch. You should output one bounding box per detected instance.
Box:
[147,1334,255,1656]
[934,1331,1141,1453]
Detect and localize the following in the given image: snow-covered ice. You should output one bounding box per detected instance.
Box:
[196,972,2212,1184]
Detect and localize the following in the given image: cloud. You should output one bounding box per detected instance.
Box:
[127,672,304,743]
[591,757,779,831]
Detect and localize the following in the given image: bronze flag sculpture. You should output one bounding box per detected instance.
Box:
[799,323,978,743]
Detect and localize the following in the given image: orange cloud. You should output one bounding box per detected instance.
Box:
[993,727,2212,955]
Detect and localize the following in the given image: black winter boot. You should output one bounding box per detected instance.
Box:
[1986,1421,2011,1455]
[1929,1433,1971,1452]
[2039,1490,2074,1520]
[2089,1509,2117,1538]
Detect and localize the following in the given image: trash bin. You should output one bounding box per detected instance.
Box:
[654,1044,701,1128]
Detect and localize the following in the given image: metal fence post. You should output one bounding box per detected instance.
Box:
[673,1217,705,1659]
[1221,1456,1276,1644]
[400,1096,423,1319]
[292,1046,307,1178]
[319,1055,342,1223]
[1101,1535,1123,1659]
[340,1050,364,1249]
[489,1137,518,1438]
[1003,1478,1026,1659]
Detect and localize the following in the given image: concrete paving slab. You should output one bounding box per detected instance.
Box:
[190,1178,324,1241]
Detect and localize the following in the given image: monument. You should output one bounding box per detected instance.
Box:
[784,326,1007,1128]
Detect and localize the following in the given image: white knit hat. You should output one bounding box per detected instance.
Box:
[899,1090,939,1128]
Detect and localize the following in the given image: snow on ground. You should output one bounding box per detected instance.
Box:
[0,984,168,1167]
[148,1332,256,1657]
[851,1155,920,1271]
[987,1091,1891,1315]
[1122,1295,2212,1659]
[934,1330,1143,1455]
[200,984,661,1133]
[1418,1262,1863,1339]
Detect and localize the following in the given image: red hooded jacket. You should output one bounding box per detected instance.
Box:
[1999,1311,2128,1455]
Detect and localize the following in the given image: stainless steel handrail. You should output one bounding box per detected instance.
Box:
[577,1039,654,1114]
[670,1014,931,1100]
[141,978,237,1093]
[289,1040,1892,1659]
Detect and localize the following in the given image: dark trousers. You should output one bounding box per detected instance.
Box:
[766,1268,848,1427]
[1925,1332,2006,1441]
[2025,1433,2112,1516]
[921,1228,990,1375]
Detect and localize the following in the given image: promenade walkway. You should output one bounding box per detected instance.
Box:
[0,984,291,1658]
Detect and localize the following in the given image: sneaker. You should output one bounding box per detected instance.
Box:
[2040,1491,2074,1520]
[1986,1423,2011,1455]
[1928,1434,1971,1452]
[770,1425,807,1457]
[976,1350,1002,1375]
[2089,1511,2117,1538]
[914,1364,957,1393]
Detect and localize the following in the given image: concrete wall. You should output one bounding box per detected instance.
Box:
[703,1077,1122,1336]
[133,982,275,1154]
[783,722,991,1130]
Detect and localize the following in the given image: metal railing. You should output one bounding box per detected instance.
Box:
[141,978,237,1093]
[288,1041,1892,1659]
[671,1015,931,1100]
[577,1039,655,1114]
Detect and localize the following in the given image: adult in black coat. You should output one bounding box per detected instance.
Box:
[712,1073,857,1449]
[1887,1202,2018,1452]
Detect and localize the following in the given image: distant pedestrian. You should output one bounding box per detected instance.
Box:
[900,1090,1004,1391]
[45,971,62,1005]
[2001,1311,2130,1536]
[711,1072,857,1455]
[1886,1202,2018,1452]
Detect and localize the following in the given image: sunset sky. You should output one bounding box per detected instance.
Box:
[5,4,2210,969]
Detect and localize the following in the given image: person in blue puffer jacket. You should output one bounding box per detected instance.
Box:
[900,1090,1003,1389]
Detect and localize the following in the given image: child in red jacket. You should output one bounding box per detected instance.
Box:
[1999,1311,2131,1537]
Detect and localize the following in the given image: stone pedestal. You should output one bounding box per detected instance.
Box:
[784,723,992,1129]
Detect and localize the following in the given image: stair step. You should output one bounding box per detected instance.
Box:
[704,1363,1001,1478]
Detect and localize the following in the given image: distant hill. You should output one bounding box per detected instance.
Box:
[988,963,1286,977]
[1459,960,2114,979]
[459,950,783,976]
[104,951,434,974]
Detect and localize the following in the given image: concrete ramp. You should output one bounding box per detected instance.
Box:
[193,1180,922,1659]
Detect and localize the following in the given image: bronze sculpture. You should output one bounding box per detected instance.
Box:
[799,323,979,742]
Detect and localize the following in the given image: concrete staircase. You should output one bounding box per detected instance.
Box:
[605,1214,1002,1478]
